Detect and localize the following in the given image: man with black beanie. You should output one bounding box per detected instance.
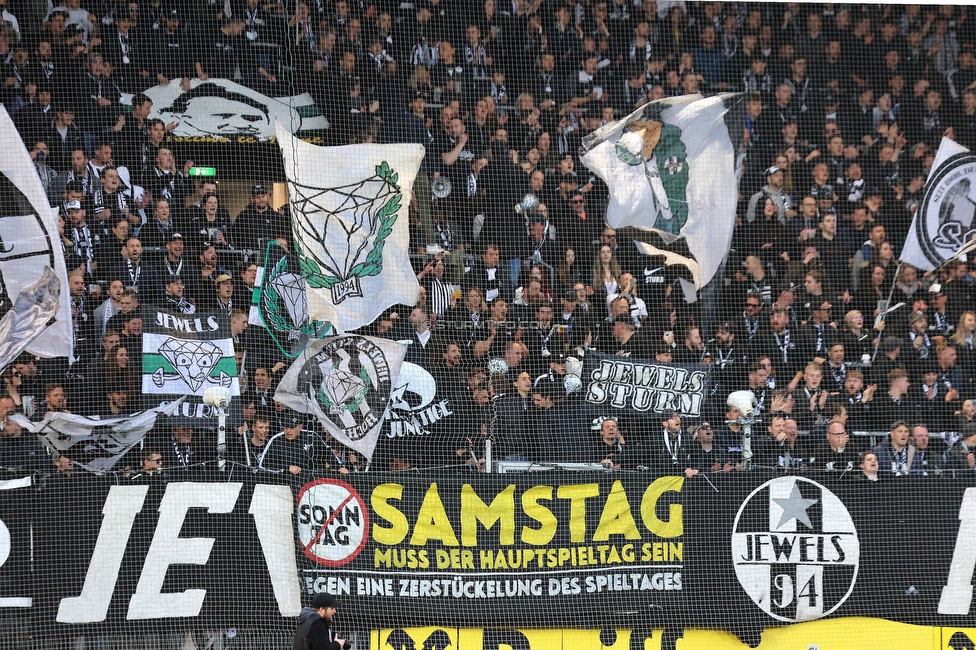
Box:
[294,593,346,650]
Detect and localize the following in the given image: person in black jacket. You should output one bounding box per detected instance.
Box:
[260,413,313,476]
[293,593,346,650]
[634,410,691,474]
[685,422,733,474]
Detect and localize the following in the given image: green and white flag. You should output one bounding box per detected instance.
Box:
[580,94,741,288]
[142,310,240,396]
[249,240,330,358]
[274,335,407,460]
[277,123,423,332]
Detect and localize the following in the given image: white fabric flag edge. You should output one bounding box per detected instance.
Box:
[0,106,73,361]
[0,266,61,373]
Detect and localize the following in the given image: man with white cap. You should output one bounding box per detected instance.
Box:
[745,165,793,223]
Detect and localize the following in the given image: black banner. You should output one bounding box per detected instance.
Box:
[0,477,32,610]
[6,472,976,641]
[581,352,711,418]
[33,476,300,634]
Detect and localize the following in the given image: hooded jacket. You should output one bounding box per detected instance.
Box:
[293,607,341,650]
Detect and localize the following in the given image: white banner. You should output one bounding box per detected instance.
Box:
[274,335,407,460]
[12,398,184,473]
[900,137,976,271]
[139,78,326,140]
[580,94,739,288]
[0,105,73,361]
[278,123,423,332]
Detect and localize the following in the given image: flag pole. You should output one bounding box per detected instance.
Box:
[871,261,903,362]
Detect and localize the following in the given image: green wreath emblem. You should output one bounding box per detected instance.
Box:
[297,161,402,289]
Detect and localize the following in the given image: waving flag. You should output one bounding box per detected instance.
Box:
[0,105,73,362]
[274,335,407,460]
[580,94,740,288]
[900,137,976,270]
[278,123,423,332]
[12,399,184,473]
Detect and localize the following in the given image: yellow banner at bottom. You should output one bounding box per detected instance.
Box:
[371,619,974,650]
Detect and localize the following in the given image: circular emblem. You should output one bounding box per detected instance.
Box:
[914,152,976,267]
[732,476,859,622]
[298,336,392,441]
[296,479,369,566]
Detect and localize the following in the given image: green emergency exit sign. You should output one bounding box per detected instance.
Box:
[188,167,217,177]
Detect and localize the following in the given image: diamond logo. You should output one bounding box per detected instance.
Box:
[323,367,367,415]
[299,336,392,441]
[157,338,223,391]
[291,161,402,304]
[258,243,329,358]
[270,270,309,331]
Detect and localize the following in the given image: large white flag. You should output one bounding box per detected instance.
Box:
[0,106,73,361]
[277,122,423,332]
[12,398,185,473]
[900,137,976,270]
[274,335,407,460]
[580,94,739,288]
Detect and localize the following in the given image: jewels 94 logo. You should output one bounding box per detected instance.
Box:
[914,151,976,267]
[732,476,859,622]
[297,479,369,566]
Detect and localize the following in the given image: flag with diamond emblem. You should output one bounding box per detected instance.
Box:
[142,309,240,397]
[278,123,424,333]
[274,335,407,459]
[250,240,331,359]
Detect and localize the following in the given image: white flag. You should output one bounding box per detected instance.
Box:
[0,106,73,361]
[900,137,976,270]
[12,398,185,473]
[0,267,61,373]
[277,122,423,332]
[580,94,739,288]
[274,335,407,460]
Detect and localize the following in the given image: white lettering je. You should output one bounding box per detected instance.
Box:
[127,483,242,620]
[58,486,149,623]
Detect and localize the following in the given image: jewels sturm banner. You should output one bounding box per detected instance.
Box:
[580,351,712,418]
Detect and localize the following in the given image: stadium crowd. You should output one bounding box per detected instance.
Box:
[3,0,976,480]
